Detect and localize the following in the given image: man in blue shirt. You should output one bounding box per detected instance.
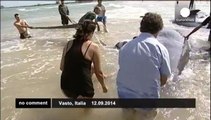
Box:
[116,12,171,120]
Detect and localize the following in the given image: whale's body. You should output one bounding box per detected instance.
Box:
[157,28,190,75]
[115,28,190,75]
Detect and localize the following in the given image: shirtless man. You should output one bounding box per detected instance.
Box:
[14,13,32,39]
[95,0,108,32]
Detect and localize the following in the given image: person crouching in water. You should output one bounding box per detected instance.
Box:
[78,6,101,31]
[60,20,108,98]
[116,12,171,120]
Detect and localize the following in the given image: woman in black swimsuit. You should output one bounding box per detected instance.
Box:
[60,20,108,98]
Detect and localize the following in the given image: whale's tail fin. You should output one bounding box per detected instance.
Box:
[177,40,191,75]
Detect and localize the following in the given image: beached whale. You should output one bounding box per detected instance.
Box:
[157,28,190,75]
[114,28,190,76]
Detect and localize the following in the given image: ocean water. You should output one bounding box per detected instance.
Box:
[1,1,210,120]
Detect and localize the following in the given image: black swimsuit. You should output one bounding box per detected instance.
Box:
[61,40,94,98]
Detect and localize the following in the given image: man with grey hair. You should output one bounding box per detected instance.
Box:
[116,12,171,120]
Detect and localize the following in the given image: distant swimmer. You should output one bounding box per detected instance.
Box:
[13,13,32,39]
[58,0,72,25]
[95,0,108,32]
[78,6,101,31]
[60,20,108,99]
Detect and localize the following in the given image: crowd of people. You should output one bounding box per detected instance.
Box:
[12,0,210,119]
[14,0,108,39]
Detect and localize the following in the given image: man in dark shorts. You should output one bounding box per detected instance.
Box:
[58,0,71,26]
[13,13,32,39]
[95,0,108,32]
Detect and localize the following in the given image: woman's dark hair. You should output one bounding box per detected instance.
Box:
[140,12,163,34]
[73,20,96,42]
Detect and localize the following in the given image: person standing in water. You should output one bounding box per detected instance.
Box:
[14,13,32,39]
[95,0,108,32]
[58,0,72,25]
[60,20,108,98]
[116,12,171,120]
[189,0,194,9]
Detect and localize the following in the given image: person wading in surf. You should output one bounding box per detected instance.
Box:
[14,13,32,39]
[58,0,73,25]
[95,0,108,32]
[60,20,108,99]
[116,12,171,120]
